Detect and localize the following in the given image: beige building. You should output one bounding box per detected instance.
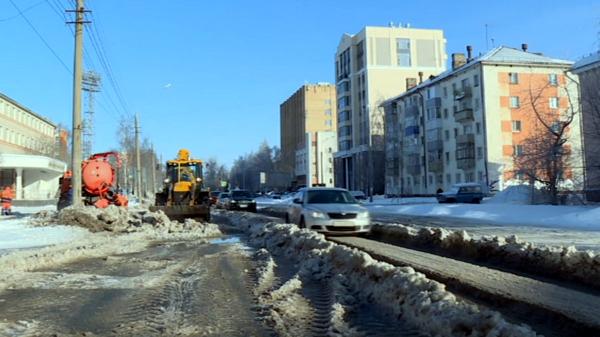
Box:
[572,52,600,201]
[383,45,582,196]
[0,92,66,204]
[280,83,337,186]
[334,25,447,195]
[295,131,337,187]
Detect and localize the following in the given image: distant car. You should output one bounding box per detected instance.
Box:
[216,192,230,209]
[210,191,221,205]
[226,190,257,212]
[349,190,367,201]
[285,187,370,235]
[437,183,485,204]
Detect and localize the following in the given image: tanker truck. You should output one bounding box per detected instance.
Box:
[149,149,211,221]
[58,152,128,210]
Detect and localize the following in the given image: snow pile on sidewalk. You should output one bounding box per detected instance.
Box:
[372,223,600,289]
[232,213,539,337]
[366,196,437,205]
[31,205,221,238]
[484,185,550,205]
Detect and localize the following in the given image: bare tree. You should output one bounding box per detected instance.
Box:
[512,74,580,205]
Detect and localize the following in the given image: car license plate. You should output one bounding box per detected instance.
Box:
[334,221,351,226]
[239,204,247,208]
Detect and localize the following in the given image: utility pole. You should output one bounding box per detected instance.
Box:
[151,143,157,194]
[135,113,142,198]
[67,0,89,207]
[82,71,101,158]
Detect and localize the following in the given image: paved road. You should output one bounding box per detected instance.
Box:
[367,205,600,251]
[331,236,600,337]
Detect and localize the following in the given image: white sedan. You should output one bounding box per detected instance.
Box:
[285,187,371,235]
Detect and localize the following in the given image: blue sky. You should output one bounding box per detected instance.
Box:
[0,0,598,167]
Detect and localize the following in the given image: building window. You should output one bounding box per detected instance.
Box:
[428,175,433,185]
[444,130,450,141]
[325,109,332,116]
[510,96,520,108]
[446,174,452,184]
[549,74,558,86]
[478,171,484,182]
[445,151,450,163]
[454,128,458,138]
[513,144,524,156]
[474,74,479,87]
[477,146,483,159]
[443,87,447,98]
[463,124,472,134]
[474,98,480,111]
[325,120,332,127]
[396,38,411,67]
[466,172,474,182]
[456,173,462,183]
[509,72,519,84]
[476,122,481,134]
[443,108,448,119]
[549,97,559,109]
[512,120,522,132]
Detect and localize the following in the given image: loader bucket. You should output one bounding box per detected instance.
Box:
[149,204,211,222]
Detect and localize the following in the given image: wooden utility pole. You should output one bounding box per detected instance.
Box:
[135,113,142,198]
[68,0,87,206]
[151,143,157,194]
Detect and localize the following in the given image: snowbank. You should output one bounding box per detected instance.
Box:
[0,217,88,253]
[372,223,600,289]
[366,196,437,205]
[231,213,539,337]
[31,205,221,238]
[366,202,600,230]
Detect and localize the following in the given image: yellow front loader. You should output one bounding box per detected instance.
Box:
[150,149,211,221]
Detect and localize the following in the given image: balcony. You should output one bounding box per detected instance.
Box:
[426,97,442,109]
[427,139,444,151]
[455,106,474,123]
[426,118,443,130]
[453,86,472,100]
[404,143,422,154]
[428,159,444,172]
[407,164,422,175]
[456,134,475,146]
[404,125,420,137]
[405,104,420,118]
[457,158,475,170]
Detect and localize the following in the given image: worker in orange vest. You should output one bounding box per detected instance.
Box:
[1,186,14,216]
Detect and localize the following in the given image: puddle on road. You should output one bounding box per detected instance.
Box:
[210,236,242,245]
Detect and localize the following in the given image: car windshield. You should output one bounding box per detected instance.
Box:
[306,190,357,204]
[220,194,230,198]
[232,190,252,198]
[210,192,220,197]
[448,186,460,194]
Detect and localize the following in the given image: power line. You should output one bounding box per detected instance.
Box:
[0,0,44,22]
[8,0,71,73]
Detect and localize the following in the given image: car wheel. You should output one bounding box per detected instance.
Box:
[474,198,481,204]
[299,217,306,229]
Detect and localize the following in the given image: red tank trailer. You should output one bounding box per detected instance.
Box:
[58,152,128,209]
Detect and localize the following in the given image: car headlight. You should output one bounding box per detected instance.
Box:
[231,200,237,203]
[164,178,170,183]
[196,177,202,182]
[309,211,327,219]
[357,211,369,219]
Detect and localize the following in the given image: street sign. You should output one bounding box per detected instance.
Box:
[259,172,266,184]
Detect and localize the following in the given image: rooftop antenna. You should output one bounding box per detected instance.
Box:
[485,24,489,50]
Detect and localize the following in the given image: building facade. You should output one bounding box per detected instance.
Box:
[0,93,66,204]
[383,46,583,196]
[280,83,337,186]
[334,25,447,195]
[572,52,600,201]
[295,131,337,187]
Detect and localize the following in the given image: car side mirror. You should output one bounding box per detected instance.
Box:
[293,198,302,204]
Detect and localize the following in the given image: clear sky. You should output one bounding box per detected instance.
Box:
[1,0,598,167]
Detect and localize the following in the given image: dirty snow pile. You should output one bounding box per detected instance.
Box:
[31,205,221,238]
[372,223,600,289]
[230,213,539,337]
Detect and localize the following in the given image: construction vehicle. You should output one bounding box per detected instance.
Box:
[58,152,128,209]
[150,149,211,221]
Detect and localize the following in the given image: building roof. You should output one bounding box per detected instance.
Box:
[572,51,600,73]
[383,46,574,104]
[0,92,57,128]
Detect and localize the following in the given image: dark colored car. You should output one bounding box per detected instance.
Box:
[437,183,485,204]
[227,190,257,212]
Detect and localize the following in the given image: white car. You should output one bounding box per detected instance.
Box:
[285,187,371,235]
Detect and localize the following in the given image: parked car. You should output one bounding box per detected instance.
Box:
[226,189,257,212]
[349,190,367,201]
[285,187,370,235]
[216,192,230,209]
[436,183,485,204]
[209,191,221,205]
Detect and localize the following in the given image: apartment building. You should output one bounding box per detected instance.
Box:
[280,83,337,186]
[572,52,600,201]
[334,25,447,195]
[295,131,337,187]
[383,45,582,195]
[0,92,66,204]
